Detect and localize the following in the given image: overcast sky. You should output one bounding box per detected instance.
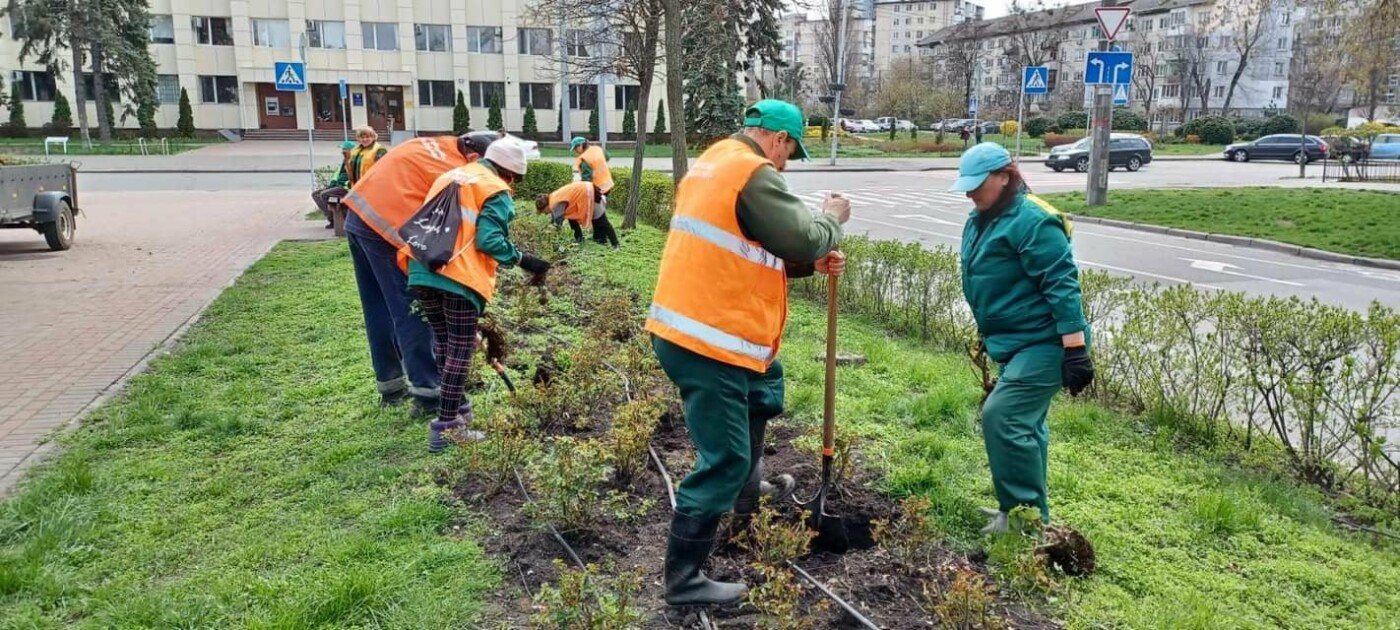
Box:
[787,0,1103,20]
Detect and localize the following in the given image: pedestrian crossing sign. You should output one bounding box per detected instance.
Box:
[274,62,306,92]
[1023,66,1049,95]
[1113,83,1130,106]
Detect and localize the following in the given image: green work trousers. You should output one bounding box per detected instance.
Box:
[982,342,1062,524]
[652,336,785,520]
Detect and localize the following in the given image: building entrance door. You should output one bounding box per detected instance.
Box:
[311,84,348,132]
[255,83,298,130]
[366,86,405,132]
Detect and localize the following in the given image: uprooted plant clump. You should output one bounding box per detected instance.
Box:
[439,214,1063,629]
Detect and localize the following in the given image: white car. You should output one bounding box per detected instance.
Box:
[876,117,916,131]
[841,119,880,133]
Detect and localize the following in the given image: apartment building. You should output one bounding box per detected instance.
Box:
[777,10,877,104]
[874,0,982,62]
[918,0,1296,126]
[2,0,659,136]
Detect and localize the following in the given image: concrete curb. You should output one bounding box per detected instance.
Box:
[1070,215,1400,271]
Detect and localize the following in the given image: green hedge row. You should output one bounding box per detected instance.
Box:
[517,161,676,230]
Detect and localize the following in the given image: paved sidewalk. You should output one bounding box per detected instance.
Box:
[0,189,325,494]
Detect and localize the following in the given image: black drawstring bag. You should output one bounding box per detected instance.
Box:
[399,181,463,271]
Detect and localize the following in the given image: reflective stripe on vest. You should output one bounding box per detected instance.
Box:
[668,215,783,272]
[648,304,774,363]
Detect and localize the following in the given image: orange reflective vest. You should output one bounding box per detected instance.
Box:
[398,162,513,303]
[575,145,614,194]
[644,138,788,373]
[343,136,466,247]
[348,142,386,185]
[549,182,597,229]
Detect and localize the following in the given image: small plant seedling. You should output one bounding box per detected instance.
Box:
[530,558,647,629]
[735,499,814,566]
[925,568,1001,630]
[872,495,943,570]
[749,563,830,630]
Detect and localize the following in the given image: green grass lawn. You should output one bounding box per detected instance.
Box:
[0,243,497,628]
[1153,143,1228,156]
[4,214,1396,628]
[0,137,222,156]
[580,225,1400,630]
[1043,187,1400,260]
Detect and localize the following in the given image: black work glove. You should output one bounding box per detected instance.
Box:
[518,254,551,285]
[1061,345,1095,396]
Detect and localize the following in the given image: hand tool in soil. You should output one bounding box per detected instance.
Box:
[475,332,517,394]
[795,268,851,554]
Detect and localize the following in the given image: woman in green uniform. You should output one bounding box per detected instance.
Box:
[949,142,1095,534]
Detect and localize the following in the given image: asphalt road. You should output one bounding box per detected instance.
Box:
[78,159,1400,311]
[782,165,1400,312]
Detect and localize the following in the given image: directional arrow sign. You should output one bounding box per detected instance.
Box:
[1095,6,1132,41]
[1085,51,1133,85]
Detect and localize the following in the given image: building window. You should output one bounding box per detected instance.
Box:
[417,80,455,107]
[1158,17,1168,28]
[1213,85,1225,98]
[81,73,120,101]
[1136,87,1147,100]
[1274,61,1284,76]
[12,70,56,101]
[1273,86,1284,99]
[157,75,181,103]
[1075,49,1084,61]
[569,84,597,110]
[252,19,290,48]
[362,22,399,51]
[891,45,899,53]
[1216,60,1228,74]
[198,75,238,104]
[192,16,233,46]
[469,81,505,108]
[566,29,590,56]
[1073,70,1084,82]
[614,84,640,110]
[1281,12,1291,25]
[149,15,175,44]
[307,20,346,49]
[1163,84,1180,98]
[465,26,502,53]
[519,83,554,108]
[519,28,552,55]
[1276,37,1288,51]
[415,24,451,52]
[1142,19,1153,31]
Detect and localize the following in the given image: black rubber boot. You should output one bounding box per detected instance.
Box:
[663,512,747,607]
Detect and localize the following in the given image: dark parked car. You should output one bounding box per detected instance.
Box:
[1045,134,1154,172]
[1223,134,1328,164]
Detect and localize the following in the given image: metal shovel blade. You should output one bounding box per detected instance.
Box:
[797,457,850,554]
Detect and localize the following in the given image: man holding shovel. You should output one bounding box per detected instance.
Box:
[645,99,851,607]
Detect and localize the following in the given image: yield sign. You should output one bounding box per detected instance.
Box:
[1095,6,1132,41]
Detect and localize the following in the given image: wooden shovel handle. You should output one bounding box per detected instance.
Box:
[823,261,838,457]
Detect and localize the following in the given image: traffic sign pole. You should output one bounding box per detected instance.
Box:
[1087,0,1128,207]
[1015,86,1025,162]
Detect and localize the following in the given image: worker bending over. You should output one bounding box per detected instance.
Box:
[570,136,617,245]
[399,139,550,452]
[342,131,500,413]
[535,181,620,249]
[645,100,850,607]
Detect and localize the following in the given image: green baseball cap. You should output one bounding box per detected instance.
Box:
[743,99,810,160]
[570,136,587,150]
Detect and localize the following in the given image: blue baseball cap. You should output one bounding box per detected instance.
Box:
[949,142,1013,193]
[570,136,587,150]
[340,140,357,150]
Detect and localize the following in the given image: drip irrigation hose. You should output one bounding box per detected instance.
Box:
[786,561,881,630]
[513,467,586,571]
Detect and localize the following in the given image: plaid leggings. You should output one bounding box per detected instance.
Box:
[415,288,481,425]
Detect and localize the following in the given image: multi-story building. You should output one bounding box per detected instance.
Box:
[918,0,1296,127]
[874,0,981,63]
[777,9,877,107]
[2,0,660,136]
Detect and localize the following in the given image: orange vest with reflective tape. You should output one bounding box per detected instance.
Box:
[575,145,614,194]
[343,136,466,247]
[644,138,788,373]
[347,142,386,185]
[398,162,513,303]
[549,182,597,229]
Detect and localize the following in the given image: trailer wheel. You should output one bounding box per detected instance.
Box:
[42,200,74,251]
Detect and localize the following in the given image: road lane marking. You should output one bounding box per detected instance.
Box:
[1182,258,1306,287]
[892,214,962,226]
[1079,260,1224,290]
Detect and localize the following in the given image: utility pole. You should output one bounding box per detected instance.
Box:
[829,0,850,166]
[559,17,572,142]
[1085,0,1117,207]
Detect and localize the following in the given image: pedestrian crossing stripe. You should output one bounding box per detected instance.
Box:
[278,65,304,87]
[1026,72,1046,90]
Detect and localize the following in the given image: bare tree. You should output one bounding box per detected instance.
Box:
[1217,0,1280,114]
[927,20,987,116]
[1124,26,1168,123]
[1001,0,1065,67]
[1343,0,1400,121]
[1289,12,1348,119]
[812,0,863,112]
[662,0,687,181]
[1172,19,1214,115]
[529,0,663,228]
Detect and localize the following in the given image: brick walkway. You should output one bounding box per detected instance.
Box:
[0,190,324,494]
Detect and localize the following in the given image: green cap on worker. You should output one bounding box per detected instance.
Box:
[743,99,810,160]
[570,136,587,150]
[949,142,1012,193]
[340,140,357,151]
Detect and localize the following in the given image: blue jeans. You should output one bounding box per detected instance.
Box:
[345,216,440,400]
